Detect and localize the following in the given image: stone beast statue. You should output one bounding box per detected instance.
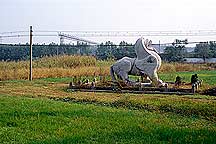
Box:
[110,37,165,87]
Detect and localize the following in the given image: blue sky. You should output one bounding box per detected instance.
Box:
[1,0,216,44]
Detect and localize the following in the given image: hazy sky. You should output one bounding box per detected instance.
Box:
[1,0,216,44]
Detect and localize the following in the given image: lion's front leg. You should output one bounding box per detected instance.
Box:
[148,71,160,87]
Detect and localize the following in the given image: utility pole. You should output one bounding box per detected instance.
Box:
[57,46,59,57]
[159,40,161,54]
[29,26,33,81]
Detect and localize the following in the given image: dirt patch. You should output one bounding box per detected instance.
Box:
[202,87,216,96]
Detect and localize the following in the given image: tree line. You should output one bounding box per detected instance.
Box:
[194,41,216,62]
[0,40,216,62]
[0,43,94,61]
[162,41,216,62]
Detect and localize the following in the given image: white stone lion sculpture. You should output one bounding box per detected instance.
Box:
[110,37,165,87]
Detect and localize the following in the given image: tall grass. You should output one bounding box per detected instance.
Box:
[1,55,216,80]
[0,55,96,70]
[159,62,215,73]
[34,55,97,68]
[0,55,108,80]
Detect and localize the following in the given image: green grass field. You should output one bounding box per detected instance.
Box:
[0,95,215,143]
[159,70,216,86]
[0,70,216,143]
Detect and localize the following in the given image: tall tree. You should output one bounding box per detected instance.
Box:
[163,45,187,62]
[96,41,116,60]
[112,41,135,59]
[194,43,211,62]
[209,41,216,57]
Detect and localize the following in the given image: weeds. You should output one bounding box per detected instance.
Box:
[1,55,216,81]
[0,55,108,80]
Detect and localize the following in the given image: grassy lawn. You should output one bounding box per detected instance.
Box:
[0,70,216,143]
[159,70,216,86]
[0,95,215,143]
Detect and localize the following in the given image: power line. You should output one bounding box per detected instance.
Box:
[0,31,28,34]
[0,34,58,38]
[0,34,29,38]
[1,30,216,37]
[2,30,216,36]
[0,35,215,45]
[59,33,99,45]
[1,31,216,39]
[1,29,216,45]
[33,30,216,37]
